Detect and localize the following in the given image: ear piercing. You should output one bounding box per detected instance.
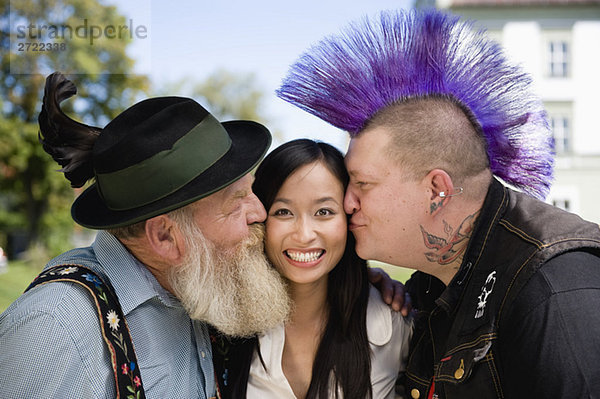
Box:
[439,187,464,198]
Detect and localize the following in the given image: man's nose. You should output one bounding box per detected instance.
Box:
[247,193,267,224]
[344,187,360,215]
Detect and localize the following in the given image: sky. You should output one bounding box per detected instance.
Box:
[108,0,412,151]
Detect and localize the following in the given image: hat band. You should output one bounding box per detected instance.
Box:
[96,114,232,211]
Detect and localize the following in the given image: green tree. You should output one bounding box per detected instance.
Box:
[0,0,149,258]
[164,69,283,142]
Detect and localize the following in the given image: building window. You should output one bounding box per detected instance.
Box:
[544,101,573,155]
[548,40,569,77]
[543,30,571,79]
[547,185,579,216]
[550,115,570,153]
[552,198,571,212]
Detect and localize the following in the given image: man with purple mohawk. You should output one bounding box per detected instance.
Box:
[277,8,600,399]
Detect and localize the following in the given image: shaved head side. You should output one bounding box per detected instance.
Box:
[364,97,491,198]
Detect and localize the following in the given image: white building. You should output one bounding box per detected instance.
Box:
[425,0,600,223]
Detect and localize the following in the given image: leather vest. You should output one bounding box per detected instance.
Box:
[405,179,600,399]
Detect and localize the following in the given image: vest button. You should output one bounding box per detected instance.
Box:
[410,388,420,398]
[455,367,465,379]
[455,358,465,380]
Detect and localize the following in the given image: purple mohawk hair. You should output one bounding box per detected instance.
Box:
[276,8,555,199]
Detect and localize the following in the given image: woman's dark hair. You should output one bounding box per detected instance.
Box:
[248,139,372,399]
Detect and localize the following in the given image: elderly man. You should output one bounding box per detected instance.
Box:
[277,8,600,399]
[0,72,291,398]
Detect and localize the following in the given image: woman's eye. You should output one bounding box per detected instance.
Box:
[316,208,334,216]
[272,208,292,217]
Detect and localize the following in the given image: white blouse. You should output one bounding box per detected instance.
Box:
[247,285,413,398]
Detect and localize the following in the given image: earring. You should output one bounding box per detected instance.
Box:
[439,187,464,198]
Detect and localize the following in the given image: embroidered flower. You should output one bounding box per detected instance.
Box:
[130,361,136,372]
[134,376,141,387]
[106,310,120,331]
[121,363,129,375]
[82,273,102,287]
[59,266,78,275]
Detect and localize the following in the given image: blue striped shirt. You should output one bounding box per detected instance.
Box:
[0,231,216,398]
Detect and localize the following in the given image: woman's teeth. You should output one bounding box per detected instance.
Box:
[286,250,324,262]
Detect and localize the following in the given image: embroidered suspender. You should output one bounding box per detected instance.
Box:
[210,326,254,399]
[26,264,146,399]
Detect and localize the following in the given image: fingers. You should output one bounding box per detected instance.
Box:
[368,267,412,315]
[367,266,384,283]
[368,267,392,303]
[389,280,406,313]
[400,291,412,317]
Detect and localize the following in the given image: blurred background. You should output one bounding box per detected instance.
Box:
[1,0,599,311]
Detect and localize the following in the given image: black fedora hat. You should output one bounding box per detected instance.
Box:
[39,74,271,229]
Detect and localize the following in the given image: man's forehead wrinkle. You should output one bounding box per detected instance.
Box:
[221,180,244,198]
[229,175,253,197]
[234,188,249,198]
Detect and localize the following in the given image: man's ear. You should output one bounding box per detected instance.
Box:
[144,215,184,262]
[424,169,454,215]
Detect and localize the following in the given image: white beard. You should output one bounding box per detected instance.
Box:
[168,222,290,337]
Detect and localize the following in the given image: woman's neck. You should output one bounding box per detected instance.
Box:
[287,278,329,326]
[282,278,330,398]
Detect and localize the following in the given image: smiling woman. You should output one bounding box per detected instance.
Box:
[212,139,413,399]
[265,161,347,288]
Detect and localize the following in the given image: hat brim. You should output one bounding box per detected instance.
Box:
[71,120,271,229]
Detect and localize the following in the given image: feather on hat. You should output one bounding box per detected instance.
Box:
[277,8,554,199]
[38,72,101,188]
[37,72,272,229]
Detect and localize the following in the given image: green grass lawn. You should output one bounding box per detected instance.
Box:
[0,259,414,313]
[0,261,42,312]
[369,261,415,284]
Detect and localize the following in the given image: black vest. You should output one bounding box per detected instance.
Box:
[405,179,600,399]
